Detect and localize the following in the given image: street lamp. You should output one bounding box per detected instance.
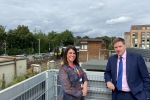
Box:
[49,42,50,52]
[4,41,6,54]
[31,42,34,52]
[38,39,40,55]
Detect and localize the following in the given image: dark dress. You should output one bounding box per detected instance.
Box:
[58,64,88,100]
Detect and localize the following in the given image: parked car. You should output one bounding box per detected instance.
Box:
[42,53,53,58]
[0,54,8,56]
[16,52,27,57]
[32,54,44,59]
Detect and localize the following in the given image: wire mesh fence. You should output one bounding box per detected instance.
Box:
[0,70,111,100]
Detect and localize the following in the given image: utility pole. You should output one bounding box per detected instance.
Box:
[4,41,6,54]
[49,42,50,52]
[31,42,33,52]
[38,39,40,55]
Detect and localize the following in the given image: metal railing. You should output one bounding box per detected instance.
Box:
[0,70,111,100]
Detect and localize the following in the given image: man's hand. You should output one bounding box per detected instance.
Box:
[107,82,115,90]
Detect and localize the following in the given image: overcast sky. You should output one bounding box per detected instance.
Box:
[1,0,150,38]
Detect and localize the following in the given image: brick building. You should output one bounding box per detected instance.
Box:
[77,38,106,62]
[124,25,150,49]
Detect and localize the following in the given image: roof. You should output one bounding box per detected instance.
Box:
[78,38,104,42]
[82,59,107,71]
[0,56,27,63]
[82,59,150,73]
[131,24,150,27]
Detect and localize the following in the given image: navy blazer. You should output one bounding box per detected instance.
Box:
[104,51,150,100]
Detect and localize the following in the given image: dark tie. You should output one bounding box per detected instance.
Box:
[117,56,123,90]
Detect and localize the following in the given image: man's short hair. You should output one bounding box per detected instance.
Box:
[112,37,125,45]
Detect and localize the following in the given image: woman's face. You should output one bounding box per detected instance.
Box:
[67,49,76,63]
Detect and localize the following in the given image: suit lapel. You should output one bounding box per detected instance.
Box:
[114,55,118,80]
[126,52,131,79]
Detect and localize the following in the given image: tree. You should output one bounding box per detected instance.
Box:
[47,31,58,51]
[0,24,7,41]
[96,36,111,49]
[6,25,36,54]
[52,29,74,48]
[0,24,7,54]
[76,36,82,39]
[33,30,49,53]
[83,36,89,39]
[74,36,82,45]
[60,30,74,46]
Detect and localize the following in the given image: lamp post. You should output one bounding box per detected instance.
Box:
[31,42,33,52]
[49,42,50,52]
[38,39,40,55]
[4,41,6,54]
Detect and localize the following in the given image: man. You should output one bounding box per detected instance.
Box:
[104,37,150,100]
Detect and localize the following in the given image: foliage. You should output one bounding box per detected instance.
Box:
[0,24,7,42]
[0,73,5,90]
[5,66,39,89]
[108,44,114,50]
[6,74,28,88]
[96,36,116,49]
[33,29,49,53]
[76,36,82,39]
[83,35,89,39]
[26,66,39,77]
[0,23,116,55]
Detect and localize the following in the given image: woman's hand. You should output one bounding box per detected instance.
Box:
[82,81,88,96]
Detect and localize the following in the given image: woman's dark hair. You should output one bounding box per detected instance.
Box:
[63,45,79,66]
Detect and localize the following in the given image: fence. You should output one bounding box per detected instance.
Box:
[0,70,111,100]
[126,48,150,62]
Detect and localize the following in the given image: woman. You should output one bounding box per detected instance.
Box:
[58,45,88,100]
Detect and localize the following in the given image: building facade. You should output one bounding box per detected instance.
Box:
[78,38,107,62]
[124,25,150,49]
[0,56,27,85]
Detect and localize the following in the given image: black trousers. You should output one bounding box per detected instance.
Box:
[116,90,137,100]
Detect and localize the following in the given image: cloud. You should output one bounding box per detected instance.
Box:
[106,16,132,25]
[1,0,150,38]
[89,3,105,10]
[70,25,92,33]
[20,20,33,26]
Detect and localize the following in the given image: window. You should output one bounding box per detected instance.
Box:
[135,39,138,43]
[132,36,135,38]
[142,39,145,44]
[132,33,135,38]
[142,44,145,47]
[134,44,137,47]
[147,32,150,37]
[135,26,138,30]
[142,32,145,35]
[81,44,87,50]
[142,32,145,38]
[147,45,149,48]
[142,27,145,30]
[147,39,150,44]
[147,26,150,29]
[132,33,135,36]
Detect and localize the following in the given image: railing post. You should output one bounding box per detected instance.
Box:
[45,71,49,100]
[87,52,88,61]
[54,74,58,99]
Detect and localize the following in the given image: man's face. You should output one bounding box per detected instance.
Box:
[114,41,126,56]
